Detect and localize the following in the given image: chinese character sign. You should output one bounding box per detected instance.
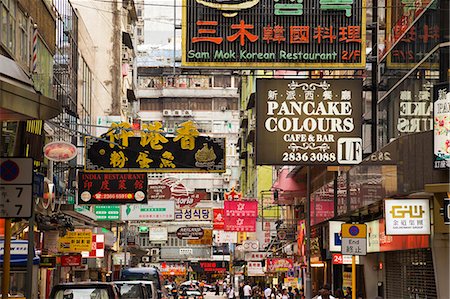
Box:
[433,82,450,169]
[78,172,148,204]
[121,200,176,221]
[384,199,431,235]
[182,0,366,69]
[224,201,258,217]
[84,121,225,173]
[256,79,363,165]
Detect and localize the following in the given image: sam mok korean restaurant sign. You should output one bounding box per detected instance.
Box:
[182,0,366,69]
[256,79,362,165]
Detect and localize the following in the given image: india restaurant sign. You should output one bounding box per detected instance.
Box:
[182,0,366,69]
[256,79,362,165]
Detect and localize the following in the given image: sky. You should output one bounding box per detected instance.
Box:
[143,0,182,46]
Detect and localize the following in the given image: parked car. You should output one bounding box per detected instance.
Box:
[178,286,204,299]
[120,267,168,299]
[180,281,212,292]
[115,280,158,299]
[49,282,120,299]
[114,281,148,299]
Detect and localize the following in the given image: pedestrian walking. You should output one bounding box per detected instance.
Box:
[264,286,272,299]
[215,281,220,296]
[243,282,252,299]
[287,287,294,299]
[281,289,289,299]
[334,289,345,299]
[344,287,351,299]
[316,285,336,299]
[223,281,228,296]
[239,282,245,299]
[228,286,235,299]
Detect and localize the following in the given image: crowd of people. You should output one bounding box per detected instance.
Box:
[219,282,358,299]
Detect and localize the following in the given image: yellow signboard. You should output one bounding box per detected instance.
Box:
[341,224,367,239]
[58,231,92,252]
[187,229,213,245]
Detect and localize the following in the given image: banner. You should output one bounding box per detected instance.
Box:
[85,121,225,173]
[121,200,175,221]
[161,263,187,276]
[182,0,366,69]
[224,217,257,232]
[266,258,294,272]
[78,172,147,204]
[256,79,363,165]
[224,201,258,217]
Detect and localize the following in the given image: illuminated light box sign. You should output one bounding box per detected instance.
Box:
[78,172,148,205]
[433,82,450,169]
[384,199,431,235]
[84,121,225,173]
[256,79,363,165]
[182,0,366,69]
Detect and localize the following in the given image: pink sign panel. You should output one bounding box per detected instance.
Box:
[224,201,258,218]
[266,258,294,272]
[224,217,256,232]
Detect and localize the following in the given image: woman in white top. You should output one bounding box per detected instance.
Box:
[228,286,235,299]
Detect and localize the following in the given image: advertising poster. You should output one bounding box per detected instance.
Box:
[266,258,294,272]
[256,79,362,165]
[433,82,450,169]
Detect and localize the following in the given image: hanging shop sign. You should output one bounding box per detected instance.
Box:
[161,263,187,276]
[149,227,169,241]
[385,0,439,69]
[266,258,293,272]
[40,255,57,268]
[188,229,213,245]
[84,121,225,173]
[385,199,431,235]
[121,200,176,221]
[247,262,265,276]
[177,227,205,240]
[213,209,225,230]
[182,0,366,69]
[214,230,238,244]
[257,220,276,250]
[242,240,260,252]
[148,184,172,200]
[43,141,77,162]
[78,172,147,204]
[244,252,270,261]
[93,205,120,221]
[224,200,258,217]
[174,208,212,221]
[433,82,450,169]
[198,261,228,273]
[256,79,363,165]
[444,199,450,225]
[82,234,105,258]
[149,178,207,208]
[329,221,345,252]
[58,231,92,253]
[224,217,257,232]
[332,253,360,265]
[61,254,82,267]
[224,188,242,201]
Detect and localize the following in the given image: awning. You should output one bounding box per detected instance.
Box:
[0,240,40,266]
[122,32,134,50]
[272,168,306,204]
[0,55,61,120]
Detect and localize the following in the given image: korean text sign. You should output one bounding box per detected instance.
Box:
[256,79,362,165]
[182,0,366,69]
[174,208,212,221]
[84,121,225,173]
[78,172,147,204]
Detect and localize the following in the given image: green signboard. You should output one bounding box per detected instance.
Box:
[94,205,120,221]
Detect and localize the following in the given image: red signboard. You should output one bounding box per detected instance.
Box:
[78,172,148,205]
[224,201,258,218]
[199,261,227,273]
[224,188,242,201]
[224,217,257,232]
[149,178,206,208]
[213,209,225,230]
[266,258,294,272]
[61,254,82,267]
[378,219,429,252]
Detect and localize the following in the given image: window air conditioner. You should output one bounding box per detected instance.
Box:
[162,109,172,116]
[173,110,182,117]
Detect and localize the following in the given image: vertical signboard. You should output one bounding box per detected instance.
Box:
[256,79,362,165]
[182,0,366,69]
[433,82,450,169]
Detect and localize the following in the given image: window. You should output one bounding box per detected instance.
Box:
[0,0,16,53]
[17,8,28,66]
[137,27,142,36]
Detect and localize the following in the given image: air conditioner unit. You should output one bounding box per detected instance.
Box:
[162,109,172,116]
[142,256,150,263]
[173,110,182,117]
[183,110,193,117]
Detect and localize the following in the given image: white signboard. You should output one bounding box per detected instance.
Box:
[0,240,28,255]
[179,248,193,255]
[150,227,168,241]
[341,238,367,255]
[214,230,238,244]
[242,240,259,252]
[121,200,175,221]
[329,221,344,252]
[0,157,33,218]
[366,220,380,253]
[244,252,269,261]
[247,261,265,276]
[385,199,431,235]
[256,220,276,250]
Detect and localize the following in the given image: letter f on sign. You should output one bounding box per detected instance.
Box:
[337,138,362,164]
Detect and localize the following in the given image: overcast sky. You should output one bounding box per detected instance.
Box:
[144,0,182,46]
